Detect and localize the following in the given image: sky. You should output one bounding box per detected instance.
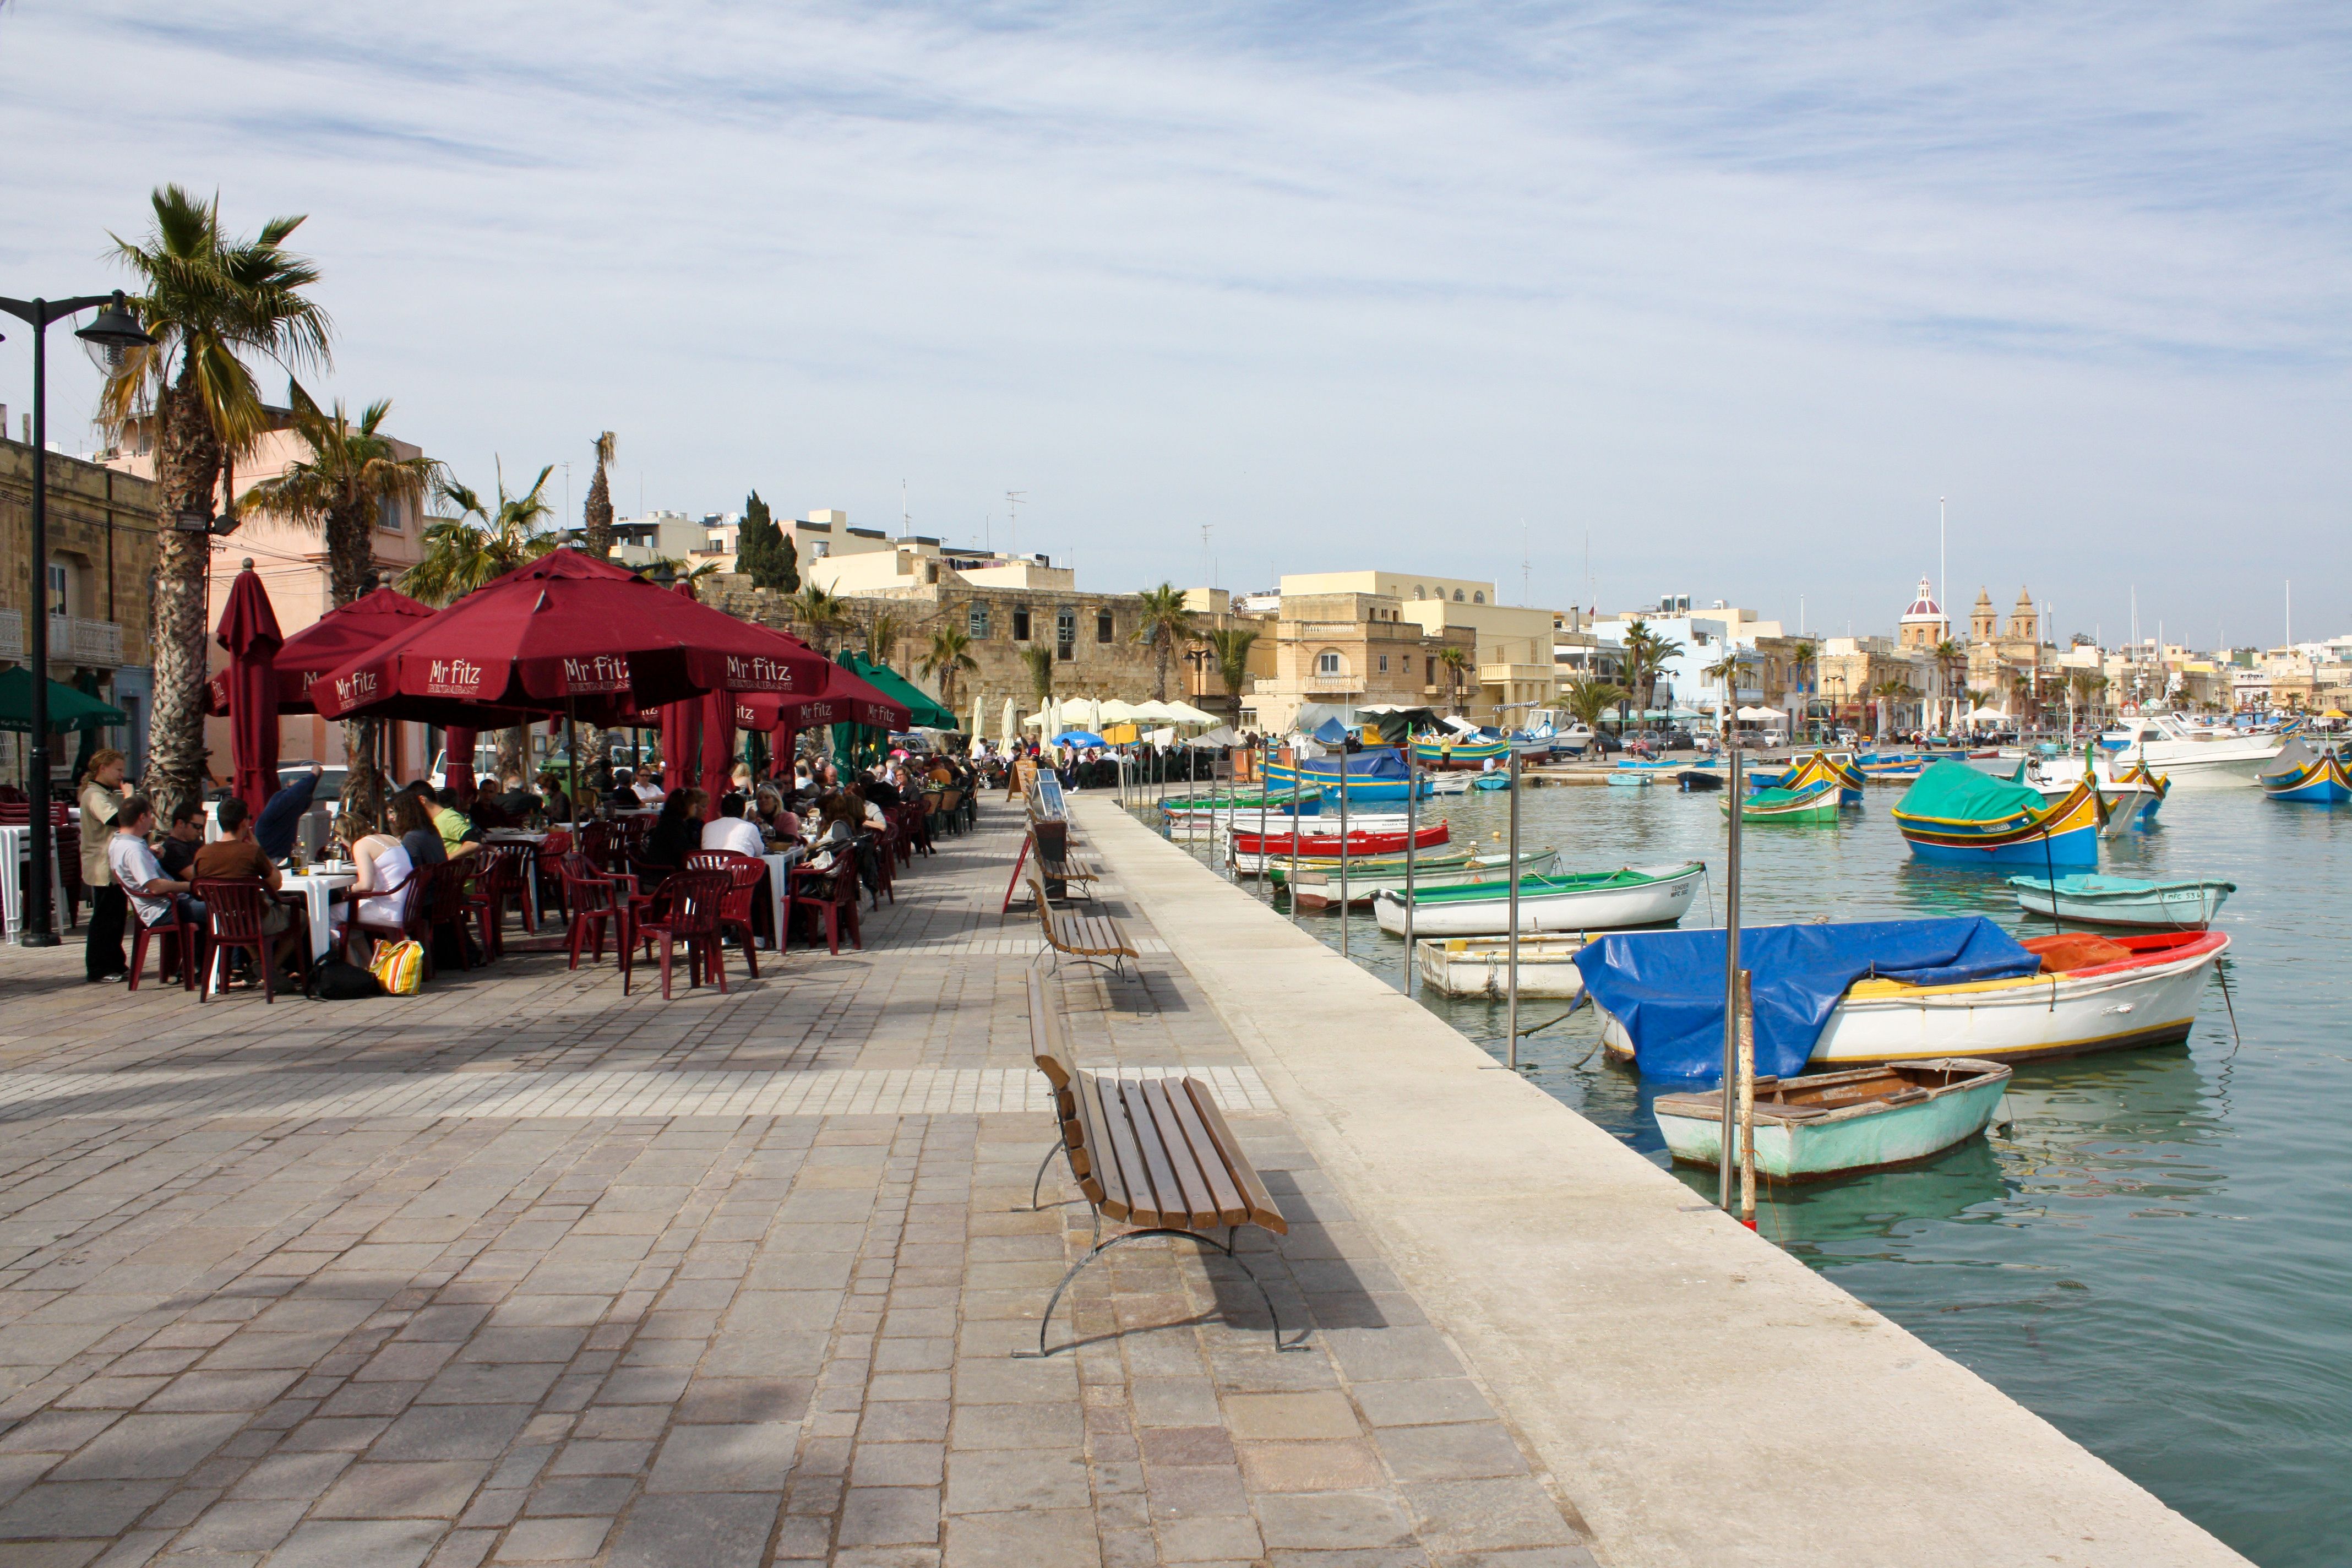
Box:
[3,1,2348,649]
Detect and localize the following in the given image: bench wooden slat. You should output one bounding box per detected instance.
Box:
[1115,1079,1199,1231]
[1073,1072,1130,1221]
[1134,1077,1231,1229]
[1092,1074,1164,1227]
[1185,1080,1288,1235]
[1152,1076,1251,1226]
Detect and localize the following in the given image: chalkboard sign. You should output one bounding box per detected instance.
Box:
[1031,775,1069,819]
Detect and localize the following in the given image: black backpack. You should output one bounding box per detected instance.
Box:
[311,960,382,1000]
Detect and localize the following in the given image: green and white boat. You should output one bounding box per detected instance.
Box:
[1371,861,1705,936]
[2006,873,2235,930]
[1723,783,1841,824]
[1282,847,1562,909]
[1651,1058,2012,1180]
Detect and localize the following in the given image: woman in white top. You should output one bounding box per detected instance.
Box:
[330,823,415,963]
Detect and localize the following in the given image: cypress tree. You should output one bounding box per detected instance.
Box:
[736,490,799,591]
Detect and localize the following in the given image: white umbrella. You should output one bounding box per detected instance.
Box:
[971,688,984,742]
[1736,705,1786,721]
[1097,699,1139,722]
[1966,705,2007,722]
[1161,701,1219,725]
[1129,700,1179,721]
[998,698,1017,745]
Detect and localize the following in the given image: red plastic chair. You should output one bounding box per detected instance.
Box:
[685,850,767,977]
[788,856,863,955]
[558,852,631,982]
[466,843,537,957]
[631,868,731,999]
[422,859,475,973]
[128,903,201,993]
[194,878,293,1003]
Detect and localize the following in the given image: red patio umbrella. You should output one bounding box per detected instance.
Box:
[700,688,734,806]
[444,726,478,803]
[214,562,284,821]
[655,581,703,796]
[207,585,437,718]
[311,549,830,731]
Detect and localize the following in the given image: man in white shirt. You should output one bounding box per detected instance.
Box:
[699,796,767,858]
[633,772,667,805]
[105,795,192,936]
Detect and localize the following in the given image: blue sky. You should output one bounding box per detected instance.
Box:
[3,1,2347,647]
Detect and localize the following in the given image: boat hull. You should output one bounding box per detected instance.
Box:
[1415,934,1588,998]
[1725,792,1841,824]
[1893,780,2102,867]
[2258,752,2352,802]
[1605,934,2226,1066]
[1372,862,1704,937]
[1414,738,1509,770]
[2008,875,2233,929]
[1653,1061,2011,1179]
[1289,849,1562,909]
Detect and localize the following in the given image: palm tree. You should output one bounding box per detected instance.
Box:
[1932,639,1968,733]
[2011,673,2037,731]
[2066,671,2109,737]
[643,556,723,586]
[1788,641,1817,739]
[1618,620,1686,723]
[1131,585,1196,701]
[785,585,849,652]
[99,186,331,818]
[862,607,910,669]
[1436,646,1473,715]
[581,431,617,558]
[919,627,981,711]
[1207,628,1257,717]
[1701,650,1745,739]
[1564,679,1627,733]
[1870,678,1916,740]
[403,464,560,784]
[239,395,439,821]
[1022,644,1054,711]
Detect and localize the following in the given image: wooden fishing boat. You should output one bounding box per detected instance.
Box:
[1230,821,1451,858]
[1598,929,2226,1066]
[1652,1059,2012,1180]
[1751,749,1864,805]
[1371,861,1704,936]
[1413,734,1510,771]
[1724,784,1841,824]
[2007,873,2235,929]
[1244,844,1474,878]
[1284,848,1562,909]
[1264,746,1433,803]
[1415,933,1591,998]
[1891,763,2100,867]
[1469,772,1512,791]
[1425,772,1474,796]
[1605,771,1654,788]
[1857,752,1928,781]
[2256,741,2352,803]
[1159,787,1320,818]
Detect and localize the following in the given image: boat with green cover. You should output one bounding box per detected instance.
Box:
[1370,861,1704,936]
[1724,785,1841,824]
[1892,761,2100,867]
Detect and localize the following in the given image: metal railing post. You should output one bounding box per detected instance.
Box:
[1337,745,1351,960]
[1257,742,1271,901]
[1401,745,1417,995]
[1506,745,1522,1068]
[1719,744,1744,1212]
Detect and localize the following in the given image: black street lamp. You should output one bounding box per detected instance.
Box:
[1,290,155,946]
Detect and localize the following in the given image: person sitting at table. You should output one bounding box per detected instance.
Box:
[605,769,644,813]
[106,795,196,968]
[331,814,417,967]
[488,772,541,824]
[393,791,447,870]
[851,782,889,832]
[429,787,486,857]
[699,794,766,859]
[255,763,323,862]
[632,771,668,807]
[754,788,803,842]
[535,771,573,824]
[192,796,304,984]
[644,787,704,869]
[155,799,206,880]
[863,765,903,809]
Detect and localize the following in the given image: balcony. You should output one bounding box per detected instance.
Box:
[0,611,128,667]
[1300,673,1368,695]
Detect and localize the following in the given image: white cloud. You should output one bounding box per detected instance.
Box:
[2,0,2345,643]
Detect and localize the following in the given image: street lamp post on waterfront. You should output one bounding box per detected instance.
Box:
[1,290,155,948]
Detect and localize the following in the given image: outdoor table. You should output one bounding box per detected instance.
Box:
[757,846,804,949]
[0,825,63,939]
[282,868,357,962]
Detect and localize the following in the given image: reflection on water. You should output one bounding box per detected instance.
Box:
[1148,778,2351,1567]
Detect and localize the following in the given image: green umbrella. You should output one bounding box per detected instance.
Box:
[0,666,128,734]
[834,650,957,729]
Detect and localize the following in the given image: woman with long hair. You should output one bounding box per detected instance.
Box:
[645,786,705,869]
[77,747,131,981]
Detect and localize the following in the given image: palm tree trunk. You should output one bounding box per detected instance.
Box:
[323,497,389,823]
[497,726,529,790]
[144,367,223,822]
[1155,639,1170,701]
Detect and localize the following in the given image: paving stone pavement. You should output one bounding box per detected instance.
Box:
[0,802,1596,1566]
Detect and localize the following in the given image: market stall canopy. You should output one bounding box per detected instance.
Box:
[312,548,830,726]
[206,585,436,717]
[0,667,127,734]
[1966,706,2007,722]
[833,649,956,729]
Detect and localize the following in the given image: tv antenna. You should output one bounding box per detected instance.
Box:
[1201,522,1213,588]
[1006,490,1026,557]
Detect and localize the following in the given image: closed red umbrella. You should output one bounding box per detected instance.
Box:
[208,585,437,717]
[214,562,284,821]
[444,726,479,803]
[700,688,734,806]
[312,549,829,729]
[733,674,912,737]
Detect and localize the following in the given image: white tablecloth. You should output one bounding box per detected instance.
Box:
[758,849,803,950]
[1,825,65,939]
[282,871,357,961]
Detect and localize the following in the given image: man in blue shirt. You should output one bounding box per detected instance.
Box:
[255,764,322,862]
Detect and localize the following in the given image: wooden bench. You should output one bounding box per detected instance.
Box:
[1025,865,1138,978]
[1021,971,1295,1357]
[998,825,1101,914]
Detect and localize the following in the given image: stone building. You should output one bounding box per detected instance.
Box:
[1,435,160,781]
[1242,590,1474,734]
[1277,570,1557,727]
[1962,585,2054,721]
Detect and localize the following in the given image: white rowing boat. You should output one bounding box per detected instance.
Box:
[1285,848,1561,910]
[1371,861,1704,937]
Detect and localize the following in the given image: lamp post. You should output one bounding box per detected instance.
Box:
[1,290,154,947]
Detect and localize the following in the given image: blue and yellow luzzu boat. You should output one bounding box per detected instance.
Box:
[1750,749,1865,805]
[1265,745,1434,802]
[2256,741,2352,803]
[1413,734,1510,771]
[1891,761,2100,867]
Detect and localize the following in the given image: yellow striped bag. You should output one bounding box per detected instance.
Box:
[369,939,425,997]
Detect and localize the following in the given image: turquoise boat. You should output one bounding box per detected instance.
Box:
[1891,762,2100,868]
[1264,745,1433,803]
[2256,741,2352,803]
[1469,772,1512,791]
[1725,783,1841,824]
[2007,873,2235,929]
[1652,1058,2012,1180]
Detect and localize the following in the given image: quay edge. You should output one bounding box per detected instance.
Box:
[1073,795,2251,1568]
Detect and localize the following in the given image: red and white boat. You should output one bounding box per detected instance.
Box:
[1228,821,1452,861]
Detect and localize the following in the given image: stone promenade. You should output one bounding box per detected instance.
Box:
[0,803,1597,1568]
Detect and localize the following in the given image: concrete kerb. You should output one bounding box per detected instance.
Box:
[1070,795,2249,1568]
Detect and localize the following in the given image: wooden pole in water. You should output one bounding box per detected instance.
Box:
[1402,744,1418,996]
[1256,740,1271,901]
[1737,968,1756,1227]
[1337,738,1352,960]
[1719,744,1744,1213]
[1288,747,1302,926]
[1507,745,1522,1069]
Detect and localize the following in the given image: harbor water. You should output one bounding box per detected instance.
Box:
[1148,771,2349,1568]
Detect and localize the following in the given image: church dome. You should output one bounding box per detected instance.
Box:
[1901,575,1942,620]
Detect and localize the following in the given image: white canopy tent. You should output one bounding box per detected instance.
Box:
[1966,705,2007,723]
[1736,705,1788,723]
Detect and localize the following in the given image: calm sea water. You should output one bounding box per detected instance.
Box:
[1144,771,2349,1568]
